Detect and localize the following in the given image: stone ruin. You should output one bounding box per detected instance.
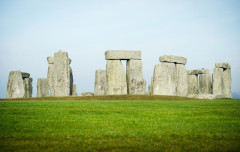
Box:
[150,55,188,96]
[5,50,232,99]
[94,50,146,95]
[47,50,74,97]
[6,71,32,98]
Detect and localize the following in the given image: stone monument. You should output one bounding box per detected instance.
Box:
[37,78,49,97]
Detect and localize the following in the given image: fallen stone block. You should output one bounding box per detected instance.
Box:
[81,92,94,96]
[159,55,187,65]
[105,50,141,60]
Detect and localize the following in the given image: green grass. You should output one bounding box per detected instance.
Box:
[0,97,240,151]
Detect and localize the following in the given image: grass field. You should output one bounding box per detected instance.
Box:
[0,96,240,152]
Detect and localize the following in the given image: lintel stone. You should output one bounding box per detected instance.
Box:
[21,72,30,79]
[105,50,141,60]
[159,55,187,65]
[187,69,209,75]
[215,63,231,69]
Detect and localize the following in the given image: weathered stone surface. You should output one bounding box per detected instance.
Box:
[105,50,141,60]
[21,72,30,79]
[47,50,73,97]
[223,69,232,97]
[126,59,146,94]
[215,94,232,99]
[6,71,25,98]
[72,84,77,96]
[188,74,199,94]
[106,60,127,95]
[199,74,212,94]
[94,70,108,95]
[81,92,94,96]
[176,64,188,96]
[47,64,55,96]
[187,69,209,75]
[152,63,176,95]
[159,55,187,65]
[23,78,32,98]
[37,78,49,97]
[53,51,71,96]
[47,57,54,64]
[187,94,216,99]
[212,68,223,96]
[215,63,231,69]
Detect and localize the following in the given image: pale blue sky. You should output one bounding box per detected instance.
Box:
[0,0,240,98]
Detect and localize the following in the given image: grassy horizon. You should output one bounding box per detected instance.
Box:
[0,98,240,151]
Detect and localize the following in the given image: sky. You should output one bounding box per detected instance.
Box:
[0,0,240,99]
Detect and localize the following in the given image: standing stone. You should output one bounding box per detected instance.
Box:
[212,68,223,96]
[70,67,73,95]
[223,68,231,97]
[106,60,127,95]
[53,51,71,96]
[199,73,211,94]
[188,74,199,94]
[23,78,33,98]
[152,63,176,95]
[72,84,77,96]
[6,71,25,98]
[126,59,146,94]
[176,64,188,96]
[37,78,49,97]
[47,57,55,96]
[94,70,108,95]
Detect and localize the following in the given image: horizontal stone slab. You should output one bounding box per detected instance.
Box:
[105,50,141,60]
[215,63,231,69]
[159,55,187,65]
[21,72,30,78]
[187,69,209,75]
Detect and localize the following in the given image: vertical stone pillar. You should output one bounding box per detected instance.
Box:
[126,59,146,94]
[47,50,73,97]
[94,70,108,95]
[6,71,32,98]
[176,64,188,96]
[213,63,231,98]
[199,73,211,94]
[47,57,55,96]
[72,84,77,96]
[187,74,199,94]
[152,63,176,95]
[6,71,25,98]
[23,78,33,98]
[212,68,224,96]
[106,60,127,95]
[37,78,49,97]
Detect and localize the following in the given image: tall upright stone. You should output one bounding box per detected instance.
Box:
[212,68,224,96]
[106,60,127,95]
[126,59,146,94]
[187,74,199,94]
[213,63,231,98]
[47,57,55,96]
[23,78,33,98]
[6,71,32,98]
[199,73,211,94]
[37,78,49,97]
[94,70,108,95]
[47,50,73,97]
[72,84,77,96]
[152,63,176,95]
[6,71,25,98]
[176,64,188,96]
